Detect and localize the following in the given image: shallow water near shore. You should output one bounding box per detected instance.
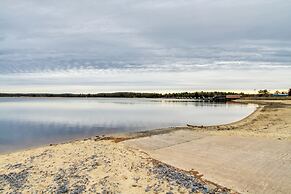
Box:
[0,97,256,153]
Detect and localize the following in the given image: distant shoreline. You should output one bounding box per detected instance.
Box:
[0,91,241,98]
[1,92,289,98]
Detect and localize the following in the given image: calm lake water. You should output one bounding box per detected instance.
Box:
[0,98,256,153]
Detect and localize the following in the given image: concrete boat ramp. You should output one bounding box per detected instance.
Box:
[123,130,291,194]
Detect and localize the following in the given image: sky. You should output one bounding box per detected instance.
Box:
[0,0,291,93]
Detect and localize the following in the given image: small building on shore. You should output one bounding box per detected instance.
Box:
[213,95,241,102]
[225,95,241,100]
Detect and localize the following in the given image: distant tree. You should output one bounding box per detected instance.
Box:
[274,90,280,95]
[258,89,270,97]
[288,89,291,96]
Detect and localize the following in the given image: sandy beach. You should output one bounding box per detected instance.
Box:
[0,137,230,193]
[1,99,291,193]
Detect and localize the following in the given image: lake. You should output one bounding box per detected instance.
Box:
[0,98,256,153]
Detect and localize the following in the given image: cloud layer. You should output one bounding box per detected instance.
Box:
[0,0,291,92]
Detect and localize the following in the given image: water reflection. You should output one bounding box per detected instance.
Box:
[0,98,256,153]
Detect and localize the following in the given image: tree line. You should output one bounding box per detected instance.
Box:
[256,89,291,97]
[0,90,289,98]
[0,91,242,99]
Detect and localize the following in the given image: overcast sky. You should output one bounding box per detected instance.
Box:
[0,0,291,93]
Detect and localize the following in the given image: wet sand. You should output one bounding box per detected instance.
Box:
[1,99,291,193]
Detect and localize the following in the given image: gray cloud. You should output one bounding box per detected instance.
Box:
[0,0,291,92]
[2,0,291,49]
